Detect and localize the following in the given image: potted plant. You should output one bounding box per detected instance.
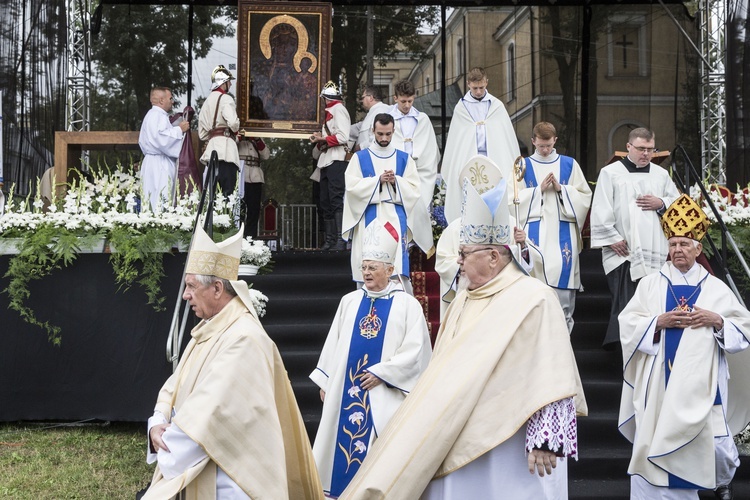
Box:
[239,236,272,276]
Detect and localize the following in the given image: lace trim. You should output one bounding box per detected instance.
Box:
[525,397,578,460]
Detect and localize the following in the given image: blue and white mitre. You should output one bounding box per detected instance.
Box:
[361,219,400,264]
[457,154,503,196]
[459,177,511,246]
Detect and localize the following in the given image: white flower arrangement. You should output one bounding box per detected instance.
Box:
[240,236,272,267]
[246,288,269,318]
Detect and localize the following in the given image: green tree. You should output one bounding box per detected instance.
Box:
[331,6,439,117]
[91,4,234,131]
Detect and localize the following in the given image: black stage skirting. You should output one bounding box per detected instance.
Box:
[0,253,192,422]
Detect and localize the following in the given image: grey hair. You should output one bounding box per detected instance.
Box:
[193,274,237,297]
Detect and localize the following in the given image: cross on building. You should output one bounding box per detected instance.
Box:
[615,33,634,68]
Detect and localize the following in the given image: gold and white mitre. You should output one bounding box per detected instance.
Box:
[361,219,400,264]
[661,193,710,241]
[185,225,244,280]
[460,177,512,246]
[457,155,503,195]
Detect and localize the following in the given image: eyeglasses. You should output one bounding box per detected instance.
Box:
[458,247,494,259]
[629,144,657,154]
[360,264,384,273]
[360,94,372,100]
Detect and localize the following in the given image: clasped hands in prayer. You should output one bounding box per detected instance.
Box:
[656,307,723,331]
[380,170,396,185]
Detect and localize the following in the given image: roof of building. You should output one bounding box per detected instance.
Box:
[413,82,464,120]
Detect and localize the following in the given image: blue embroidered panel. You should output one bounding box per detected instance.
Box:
[328,293,395,497]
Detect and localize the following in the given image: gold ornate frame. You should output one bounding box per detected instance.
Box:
[237,1,332,139]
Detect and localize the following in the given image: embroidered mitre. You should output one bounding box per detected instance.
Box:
[362,220,400,264]
[661,193,710,241]
[186,224,243,280]
[457,155,503,195]
[460,177,511,246]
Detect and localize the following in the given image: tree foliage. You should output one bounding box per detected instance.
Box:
[91,4,234,131]
[331,6,439,117]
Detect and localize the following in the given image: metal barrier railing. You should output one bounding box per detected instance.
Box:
[279,203,321,250]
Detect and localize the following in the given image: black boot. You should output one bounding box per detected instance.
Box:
[331,210,347,251]
[715,483,733,500]
[320,219,334,251]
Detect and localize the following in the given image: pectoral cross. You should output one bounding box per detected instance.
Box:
[673,295,692,312]
[615,34,634,69]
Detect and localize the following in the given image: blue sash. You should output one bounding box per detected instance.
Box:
[328,292,395,497]
[523,156,575,287]
[663,280,713,490]
[357,150,410,274]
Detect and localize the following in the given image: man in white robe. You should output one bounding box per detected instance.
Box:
[518,122,592,333]
[442,67,520,222]
[343,113,434,285]
[144,225,321,499]
[355,85,391,151]
[311,220,432,498]
[388,79,439,209]
[618,194,750,500]
[139,86,189,213]
[340,177,587,500]
[591,127,679,347]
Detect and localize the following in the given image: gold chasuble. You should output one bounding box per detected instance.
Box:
[144,297,322,499]
[341,264,587,499]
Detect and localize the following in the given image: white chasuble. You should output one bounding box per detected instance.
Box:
[518,151,592,289]
[310,284,431,498]
[340,265,586,500]
[143,297,322,500]
[618,262,750,492]
[442,92,520,222]
[343,144,434,282]
[590,161,679,280]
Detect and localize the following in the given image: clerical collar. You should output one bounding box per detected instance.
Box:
[369,142,396,157]
[531,150,559,163]
[620,155,650,173]
[393,106,419,119]
[465,91,490,102]
[363,280,401,298]
[667,260,705,285]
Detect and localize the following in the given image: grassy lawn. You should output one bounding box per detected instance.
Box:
[0,422,153,499]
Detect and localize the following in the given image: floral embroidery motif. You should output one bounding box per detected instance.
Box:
[337,355,371,472]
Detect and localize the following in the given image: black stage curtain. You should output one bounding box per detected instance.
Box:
[727,0,750,187]
[0,253,191,422]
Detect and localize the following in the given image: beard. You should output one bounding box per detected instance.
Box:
[376,139,391,147]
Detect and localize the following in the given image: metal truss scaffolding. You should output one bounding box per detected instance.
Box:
[700,0,727,183]
[66,0,92,132]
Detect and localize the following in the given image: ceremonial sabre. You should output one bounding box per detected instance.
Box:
[512,155,525,225]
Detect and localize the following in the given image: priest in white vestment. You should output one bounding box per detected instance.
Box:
[356,85,391,151]
[343,113,434,285]
[618,194,750,500]
[143,225,322,500]
[139,86,189,213]
[311,220,432,498]
[340,176,587,500]
[517,122,592,333]
[388,79,440,209]
[442,67,520,222]
[591,128,679,347]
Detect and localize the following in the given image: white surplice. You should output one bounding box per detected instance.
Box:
[342,143,434,282]
[619,262,750,496]
[138,105,184,212]
[310,282,432,497]
[389,104,440,209]
[590,161,679,281]
[442,92,520,222]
